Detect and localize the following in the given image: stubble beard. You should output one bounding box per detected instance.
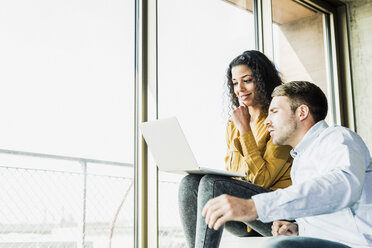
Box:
[273,118,297,146]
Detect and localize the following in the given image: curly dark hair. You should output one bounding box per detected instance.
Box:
[226,50,283,114]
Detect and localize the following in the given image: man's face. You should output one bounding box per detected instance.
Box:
[265,96,298,146]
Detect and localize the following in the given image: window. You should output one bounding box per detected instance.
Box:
[0,0,134,247]
[157,0,255,246]
[271,0,339,125]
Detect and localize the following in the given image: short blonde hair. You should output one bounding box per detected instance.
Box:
[272,81,328,123]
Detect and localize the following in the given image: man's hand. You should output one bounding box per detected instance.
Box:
[231,104,251,134]
[202,194,258,230]
[271,220,298,236]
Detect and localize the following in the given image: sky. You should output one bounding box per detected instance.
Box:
[0,0,134,164]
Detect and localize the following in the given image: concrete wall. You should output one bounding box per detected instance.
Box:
[276,14,327,91]
[275,13,334,123]
[345,0,372,150]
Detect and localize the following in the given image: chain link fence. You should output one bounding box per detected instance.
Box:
[0,150,134,248]
[159,180,187,248]
[0,150,191,248]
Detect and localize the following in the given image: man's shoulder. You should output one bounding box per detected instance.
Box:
[322,125,359,139]
[319,124,367,149]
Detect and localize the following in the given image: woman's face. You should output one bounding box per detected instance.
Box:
[232,65,255,107]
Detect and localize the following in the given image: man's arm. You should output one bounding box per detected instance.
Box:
[202,165,361,231]
[202,194,257,230]
[252,130,368,223]
[203,134,369,229]
[252,168,363,223]
[203,128,369,229]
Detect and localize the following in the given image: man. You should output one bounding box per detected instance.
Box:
[202,81,372,247]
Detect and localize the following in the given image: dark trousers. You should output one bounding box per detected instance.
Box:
[178,174,273,248]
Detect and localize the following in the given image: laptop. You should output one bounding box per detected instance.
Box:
[139,117,245,178]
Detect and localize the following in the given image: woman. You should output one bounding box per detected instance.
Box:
[178,50,293,248]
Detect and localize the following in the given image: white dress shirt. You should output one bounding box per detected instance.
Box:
[252,121,372,248]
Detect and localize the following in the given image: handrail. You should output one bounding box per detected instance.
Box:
[0,148,133,167]
[0,147,135,248]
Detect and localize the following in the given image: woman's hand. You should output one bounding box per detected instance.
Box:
[232,104,251,134]
[271,220,298,236]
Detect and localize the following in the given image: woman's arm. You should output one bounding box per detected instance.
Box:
[225,120,292,189]
[238,131,292,188]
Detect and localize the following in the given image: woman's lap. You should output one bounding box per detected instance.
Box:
[178,174,273,247]
[198,174,271,197]
[197,174,273,236]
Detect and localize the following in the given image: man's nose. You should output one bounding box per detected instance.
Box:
[264,116,271,126]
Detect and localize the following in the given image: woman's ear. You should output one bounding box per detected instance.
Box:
[296,104,310,121]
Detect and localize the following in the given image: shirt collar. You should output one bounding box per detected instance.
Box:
[290,120,329,158]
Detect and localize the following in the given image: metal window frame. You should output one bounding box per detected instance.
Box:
[333,3,355,130]
[255,0,274,59]
[134,0,158,247]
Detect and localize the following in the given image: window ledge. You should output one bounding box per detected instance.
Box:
[220,234,270,247]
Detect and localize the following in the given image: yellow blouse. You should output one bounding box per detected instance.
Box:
[225,113,292,190]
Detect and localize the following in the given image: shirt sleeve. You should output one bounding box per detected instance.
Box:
[252,134,367,223]
[235,130,292,188]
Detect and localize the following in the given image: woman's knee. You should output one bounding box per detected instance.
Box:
[198,174,222,190]
[178,174,203,203]
[180,174,202,191]
[199,174,234,198]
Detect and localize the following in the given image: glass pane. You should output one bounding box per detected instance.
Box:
[0,1,134,163]
[158,0,255,246]
[272,0,335,124]
[0,0,134,247]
